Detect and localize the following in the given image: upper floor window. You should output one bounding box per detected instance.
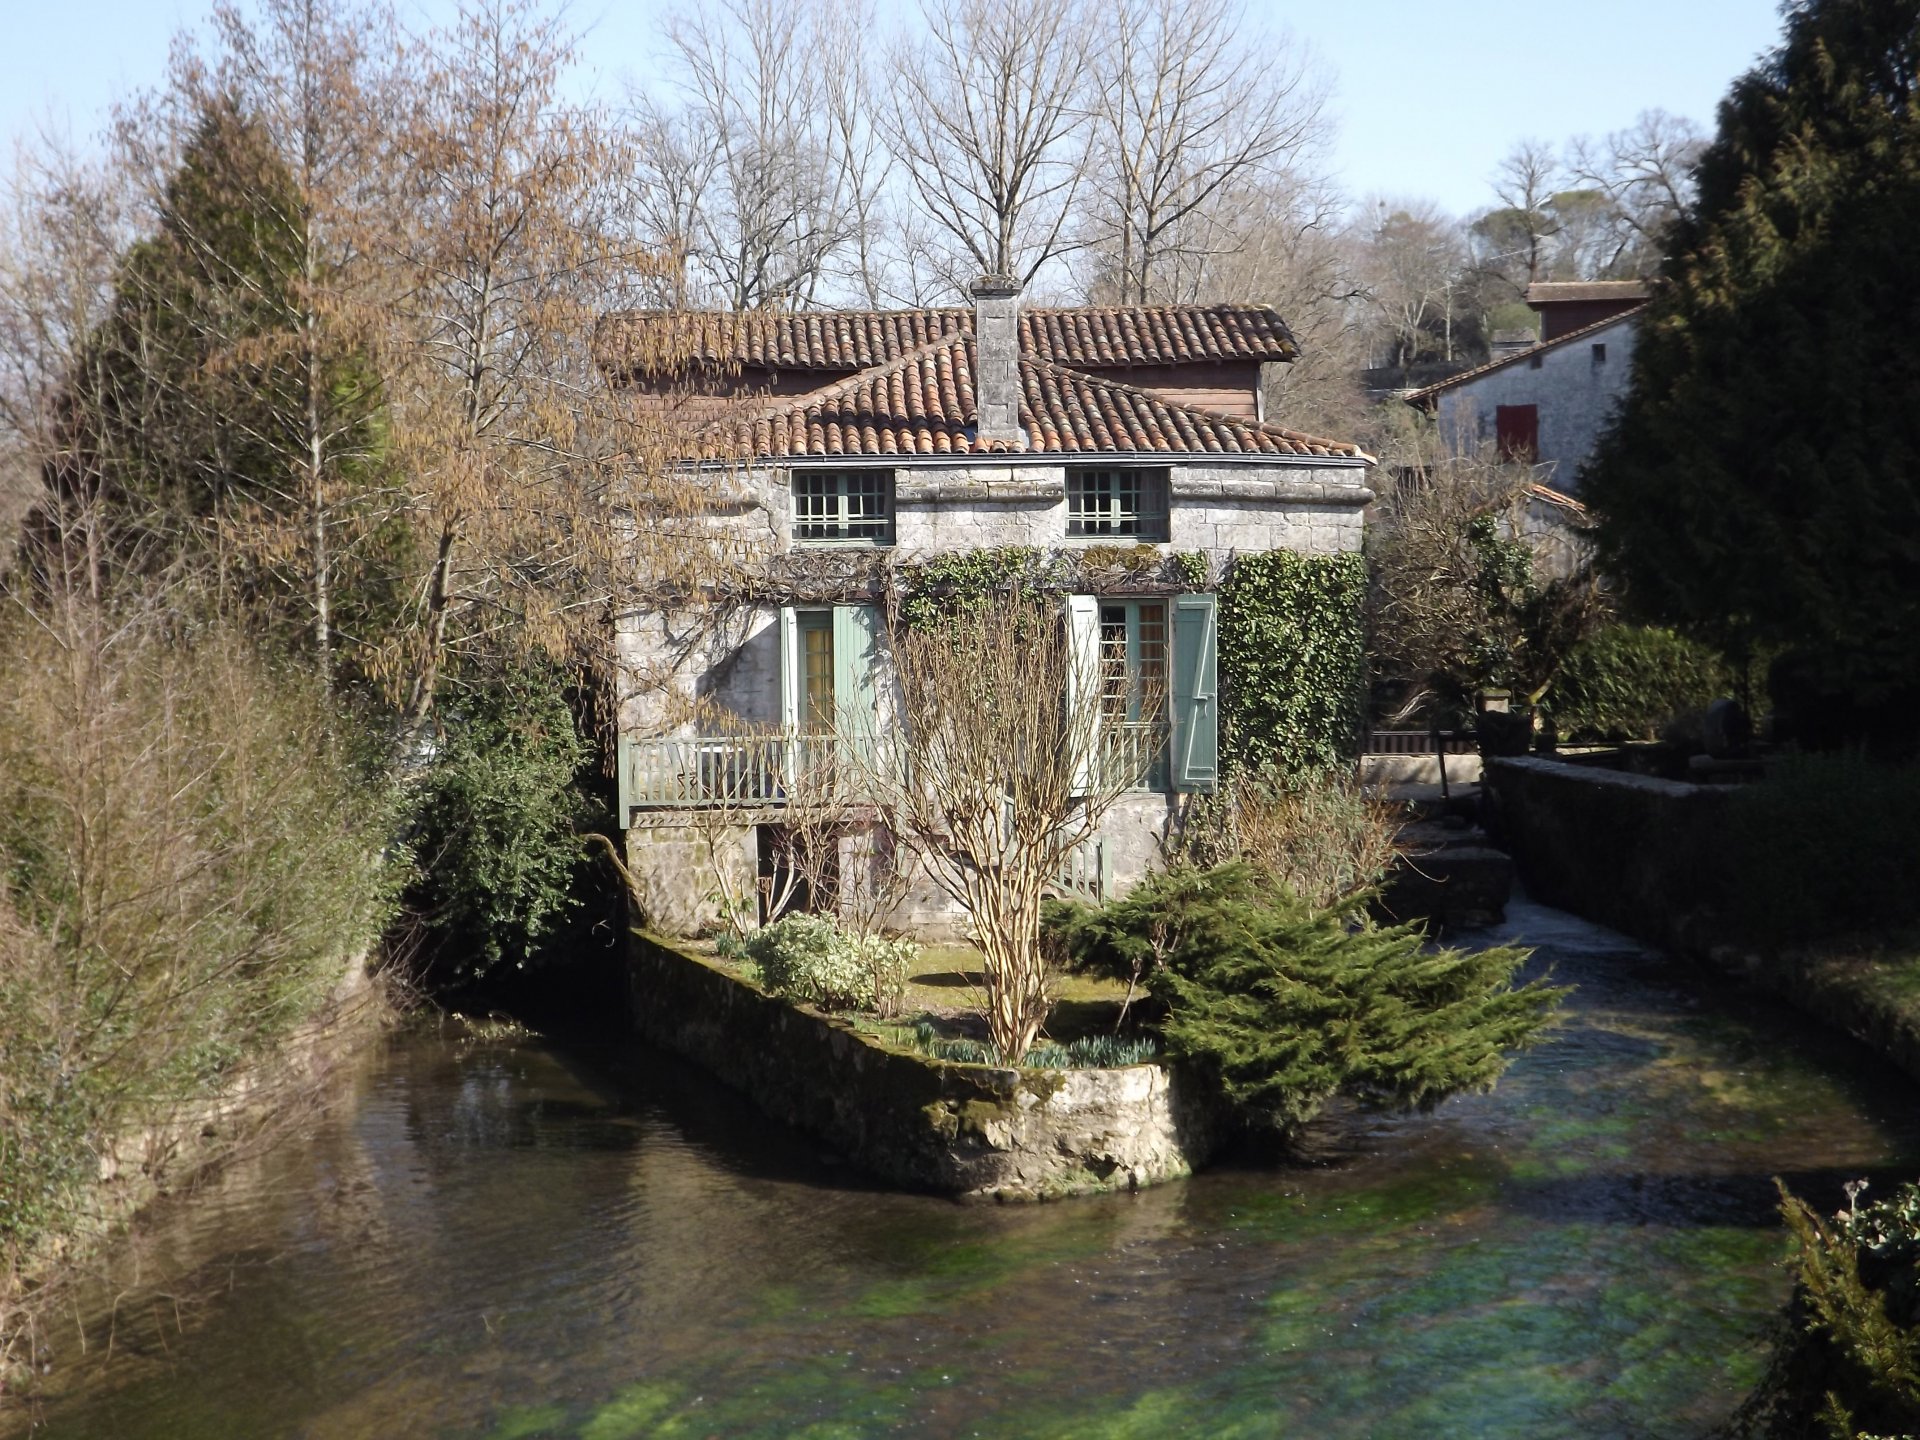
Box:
[1067,468,1169,541]
[793,469,893,545]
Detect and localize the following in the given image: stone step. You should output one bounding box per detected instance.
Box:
[1379,838,1514,936]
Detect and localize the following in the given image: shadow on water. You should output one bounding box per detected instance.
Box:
[13,897,1920,1440]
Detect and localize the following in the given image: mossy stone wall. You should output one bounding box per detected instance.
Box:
[626,932,1216,1200]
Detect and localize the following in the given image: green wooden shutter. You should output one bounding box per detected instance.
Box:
[1172,594,1218,793]
[831,604,880,746]
[1065,595,1101,795]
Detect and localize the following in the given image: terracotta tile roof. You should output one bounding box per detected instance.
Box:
[1402,306,1647,406]
[596,303,1299,375]
[707,337,1366,462]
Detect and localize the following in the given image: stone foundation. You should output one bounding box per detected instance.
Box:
[626,930,1216,1199]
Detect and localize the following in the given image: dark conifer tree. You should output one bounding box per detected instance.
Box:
[1583,0,1920,744]
[62,95,399,676]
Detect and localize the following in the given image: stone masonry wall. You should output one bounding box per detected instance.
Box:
[1435,313,1639,490]
[628,929,1217,1199]
[617,455,1372,935]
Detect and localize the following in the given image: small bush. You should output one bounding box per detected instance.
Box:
[1719,753,1920,945]
[1064,863,1563,1135]
[1224,769,1403,909]
[1737,1179,1920,1439]
[746,916,920,1013]
[862,934,918,1020]
[1547,623,1732,742]
[905,1022,1156,1069]
[1168,768,1402,912]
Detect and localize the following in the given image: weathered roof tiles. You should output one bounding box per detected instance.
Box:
[597,303,1301,375]
[707,337,1367,462]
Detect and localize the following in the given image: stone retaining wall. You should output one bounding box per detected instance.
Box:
[1484,756,1920,1089]
[626,931,1216,1200]
[1484,756,1730,953]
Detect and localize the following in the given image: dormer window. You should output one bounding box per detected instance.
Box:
[792,469,893,545]
[1067,468,1169,541]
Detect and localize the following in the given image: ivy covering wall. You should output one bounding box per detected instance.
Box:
[1218,551,1368,777]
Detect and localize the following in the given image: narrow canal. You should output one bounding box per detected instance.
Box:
[13,900,1920,1440]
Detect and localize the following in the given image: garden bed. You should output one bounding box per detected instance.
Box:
[625,931,1217,1200]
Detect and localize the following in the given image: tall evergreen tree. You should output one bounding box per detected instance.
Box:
[68,95,399,678]
[1583,0,1920,741]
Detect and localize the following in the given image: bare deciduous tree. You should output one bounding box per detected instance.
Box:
[634,0,852,310]
[880,0,1092,290]
[1085,0,1328,304]
[379,0,698,752]
[1568,108,1705,271]
[1488,138,1564,286]
[1358,198,1466,373]
[859,594,1160,1063]
[1369,434,1605,719]
[0,145,141,596]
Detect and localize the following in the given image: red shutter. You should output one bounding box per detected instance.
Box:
[1496,404,1539,462]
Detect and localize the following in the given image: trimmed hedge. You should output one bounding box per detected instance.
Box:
[1545,623,1732,742]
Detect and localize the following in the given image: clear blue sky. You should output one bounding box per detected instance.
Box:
[4,0,1788,218]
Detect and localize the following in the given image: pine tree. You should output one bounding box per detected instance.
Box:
[1582,0,1920,741]
[1080,863,1565,1135]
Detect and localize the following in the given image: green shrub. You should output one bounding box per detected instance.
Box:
[1546,623,1732,741]
[1718,753,1920,946]
[745,915,919,1013]
[1738,1179,1920,1439]
[1218,550,1368,777]
[1064,863,1563,1135]
[405,661,601,981]
[0,600,397,1266]
[904,1021,1157,1069]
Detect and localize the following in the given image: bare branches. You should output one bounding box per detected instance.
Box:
[880,0,1093,288]
[1488,138,1563,286]
[858,595,1159,1062]
[632,0,859,310]
[1567,109,1705,262]
[377,0,700,747]
[1084,0,1329,304]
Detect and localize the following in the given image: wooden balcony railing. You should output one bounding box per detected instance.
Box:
[619,722,1168,825]
[619,734,881,822]
[1104,719,1169,792]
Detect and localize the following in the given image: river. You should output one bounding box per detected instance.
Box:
[12,899,1919,1439]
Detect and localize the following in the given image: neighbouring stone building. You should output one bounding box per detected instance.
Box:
[596,280,1374,936]
[1406,280,1648,490]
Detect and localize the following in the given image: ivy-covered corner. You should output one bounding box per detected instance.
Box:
[1217,550,1368,778]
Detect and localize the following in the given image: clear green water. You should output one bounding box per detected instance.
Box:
[13,902,1920,1440]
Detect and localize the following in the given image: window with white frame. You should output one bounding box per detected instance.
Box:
[792,469,893,544]
[1067,468,1169,541]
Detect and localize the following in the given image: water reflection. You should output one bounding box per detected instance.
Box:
[14,902,1920,1439]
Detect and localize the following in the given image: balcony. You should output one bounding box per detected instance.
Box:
[619,722,1169,825]
[619,734,869,822]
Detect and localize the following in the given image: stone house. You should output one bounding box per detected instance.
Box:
[1406,280,1648,491]
[597,279,1374,936]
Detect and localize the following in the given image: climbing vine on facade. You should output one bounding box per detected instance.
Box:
[1217,551,1368,777]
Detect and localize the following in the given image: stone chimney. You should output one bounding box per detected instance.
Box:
[970,274,1023,448]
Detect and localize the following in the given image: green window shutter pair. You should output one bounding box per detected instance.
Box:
[1061,593,1216,794]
